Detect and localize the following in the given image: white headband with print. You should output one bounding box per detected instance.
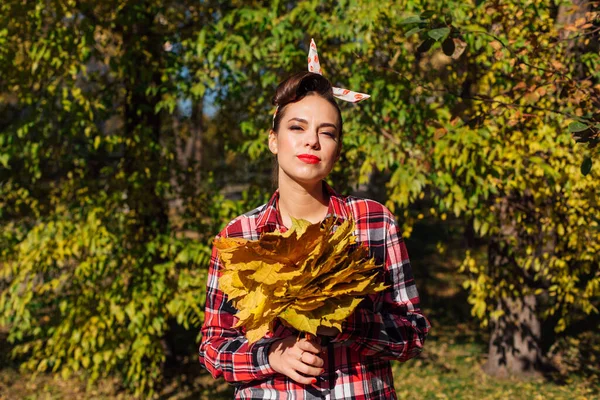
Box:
[273,39,370,127]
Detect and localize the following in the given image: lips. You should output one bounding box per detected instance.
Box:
[297,154,321,164]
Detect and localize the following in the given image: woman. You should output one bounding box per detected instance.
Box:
[199,68,430,399]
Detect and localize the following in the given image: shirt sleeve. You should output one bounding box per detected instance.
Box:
[330,218,430,361]
[198,237,279,383]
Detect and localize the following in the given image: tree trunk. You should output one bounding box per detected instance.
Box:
[170,98,204,215]
[556,0,590,57]
[556,0,589,29]
[483,294,545,378]
[121,8,169,234]
[483,223,549,378]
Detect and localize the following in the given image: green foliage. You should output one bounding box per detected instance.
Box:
[1,0,599,394]
[421,1,600,334]
[0,0,227,396]
[0,208,208,394]
[197,0,600,349]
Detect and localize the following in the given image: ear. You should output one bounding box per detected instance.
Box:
[268,130,278,155]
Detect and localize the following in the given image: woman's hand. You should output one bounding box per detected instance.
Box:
[267,336,325,385]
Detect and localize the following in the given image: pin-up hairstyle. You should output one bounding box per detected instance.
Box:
[271,71,343,140]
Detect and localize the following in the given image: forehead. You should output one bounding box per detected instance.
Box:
[283,95,339,123]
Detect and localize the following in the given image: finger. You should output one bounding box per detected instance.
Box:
[286,368,318,385]
[298,351,324,368]
[297,338,322,354]
[292,359,324,377]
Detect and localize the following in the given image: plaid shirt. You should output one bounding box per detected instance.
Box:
[199,182,430,399]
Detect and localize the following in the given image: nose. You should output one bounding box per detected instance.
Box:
[304,128,320,149]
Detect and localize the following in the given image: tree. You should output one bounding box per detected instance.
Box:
[0,0,237,395]
[410,1,600,377]
[197,0,600,378]
[1,0,598,394]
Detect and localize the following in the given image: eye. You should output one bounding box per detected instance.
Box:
[321,131,336,139]
[290,125,303,131]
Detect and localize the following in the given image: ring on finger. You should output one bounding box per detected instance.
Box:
[298,351,305,361]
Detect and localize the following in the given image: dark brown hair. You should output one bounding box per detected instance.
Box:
[271,71,343,139]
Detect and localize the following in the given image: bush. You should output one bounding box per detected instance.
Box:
[0,207,209,397]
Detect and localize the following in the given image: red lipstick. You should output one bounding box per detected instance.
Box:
[297,154,321,164]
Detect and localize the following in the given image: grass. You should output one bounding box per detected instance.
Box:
[393,332,598,400]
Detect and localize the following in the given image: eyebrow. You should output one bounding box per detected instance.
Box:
[287,117,339,131]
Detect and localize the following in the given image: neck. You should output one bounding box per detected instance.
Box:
[277,174,329,228]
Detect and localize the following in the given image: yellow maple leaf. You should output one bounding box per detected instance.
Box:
[273,285,287,297]
[213,236,249,251]
[233,285,268,327]
[249,262,303,286]
[292,299,326,312]
[279,307,322,335]
[318,297,364,331]
[245,323,271,344]
[219,270,248,300]
[214,216,388,343]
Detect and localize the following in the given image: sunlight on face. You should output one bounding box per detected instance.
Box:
[269,95,341,186]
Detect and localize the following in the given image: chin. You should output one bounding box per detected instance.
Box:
[293,174,326,185]
[281,170,328,185]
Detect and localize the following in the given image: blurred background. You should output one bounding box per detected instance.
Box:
[1,0,599,399]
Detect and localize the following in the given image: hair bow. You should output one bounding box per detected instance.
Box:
[308,38,370,103]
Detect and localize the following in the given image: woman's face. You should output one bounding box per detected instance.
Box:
[269,94,341,186]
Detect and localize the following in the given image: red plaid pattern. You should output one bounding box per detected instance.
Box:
[199,182,430,399]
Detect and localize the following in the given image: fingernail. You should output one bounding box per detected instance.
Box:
[311,378,317,384]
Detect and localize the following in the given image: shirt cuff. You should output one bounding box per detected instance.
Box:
[251,337,279,378]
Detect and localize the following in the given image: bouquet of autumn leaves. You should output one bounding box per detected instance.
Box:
[213,216,388,343]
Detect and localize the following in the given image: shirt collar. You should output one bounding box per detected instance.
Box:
[255,181,349,234]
